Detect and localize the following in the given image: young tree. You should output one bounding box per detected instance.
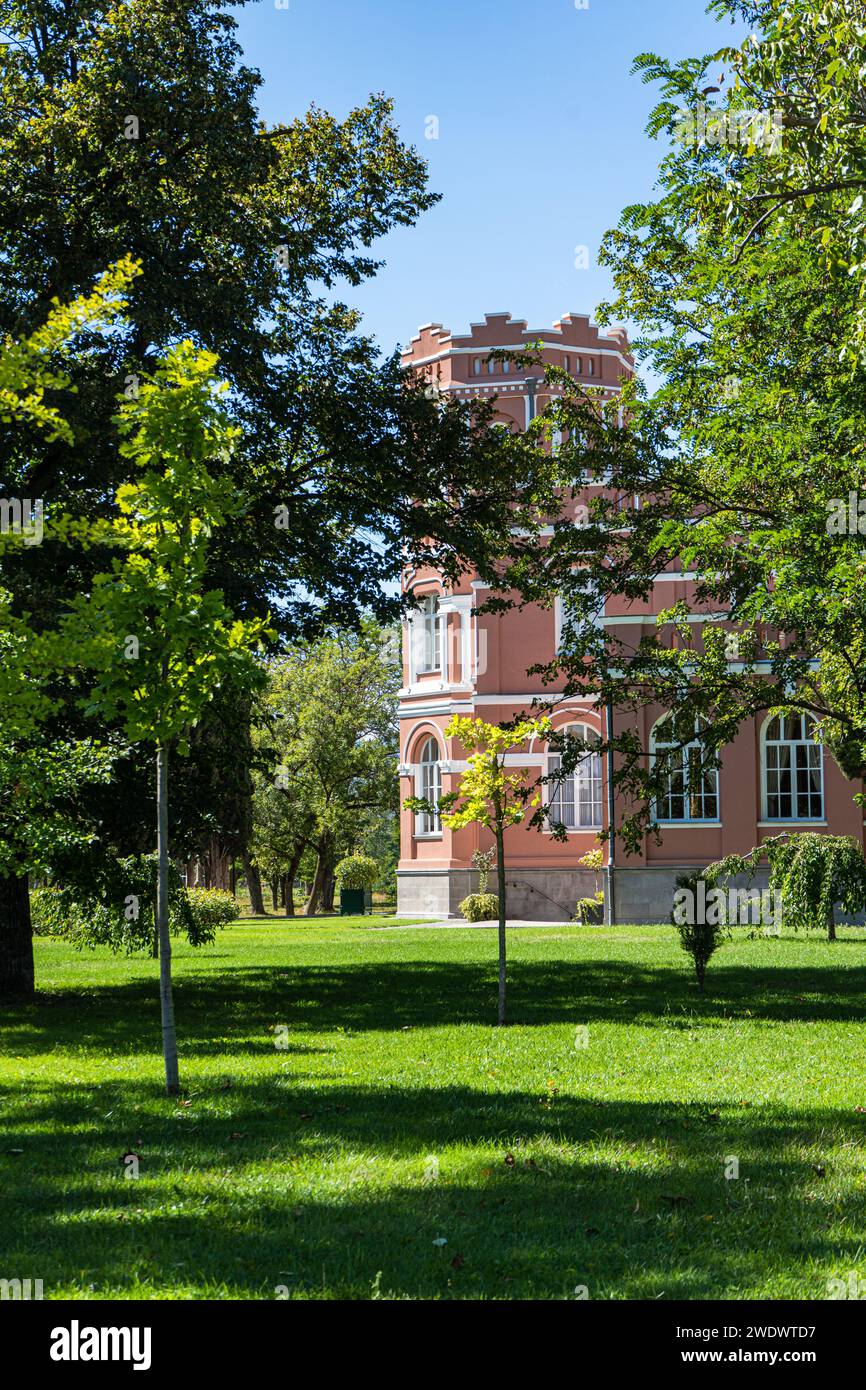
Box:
[66,342,269,1092]
[408,715,548,1026]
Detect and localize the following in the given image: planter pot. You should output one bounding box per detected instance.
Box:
[340,888,370,916]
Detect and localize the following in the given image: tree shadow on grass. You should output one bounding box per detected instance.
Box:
[4,955,866,1058]
[1,1079,864,1300]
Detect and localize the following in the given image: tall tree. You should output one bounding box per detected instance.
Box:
[0,0,547,979]
[495,0,866,848]
[253,625,400,917]
[0,261,135,996]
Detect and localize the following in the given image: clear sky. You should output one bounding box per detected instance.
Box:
[233,0,736,355]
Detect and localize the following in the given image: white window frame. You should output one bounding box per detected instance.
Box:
[651,716,720,824]
[418,594,441,674]
[416,736,442,837]
[761,714,824,822]
[546,722,603,830]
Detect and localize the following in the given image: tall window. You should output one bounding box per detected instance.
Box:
[418,737,442,834]
[763,714,823,820]
[547,724,603,829]
[652,716,719,822]
[419,595,441,673]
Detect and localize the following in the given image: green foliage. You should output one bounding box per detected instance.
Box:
[429,715,548,835]
[459,893,499,923]
[706,834,866,940]
[574,891,604,925]
[252,624,400,913]
[574,847,605,922]
[491,0,866,846]
[470,848,496,894]
[65,341,271,751]
[334,855,379,891]
[675,913,726,993]
[578,849,604,873]
[765,835,866,935]
[30,857,211,953]
[0,264,138,892]
[186,887,240,933]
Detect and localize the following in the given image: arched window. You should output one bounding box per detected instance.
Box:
[587,358,595,376]
[762,714,823,821]
[419,594,441,673]
[502,360,511,374]
[487,358,495,375]
[417,737,442,834]
[563,354,570,373]
[652,716,719,822]
[547,723,603,829]
[473,358,481,376]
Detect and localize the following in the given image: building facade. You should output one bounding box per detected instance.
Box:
[397,312,864,923]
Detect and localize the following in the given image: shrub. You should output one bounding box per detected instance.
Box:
[705,833,866,941]
[574,891,604,924]
[471,847,496,893]
[459,891,499,922]
[334,854,379,891]
[675,913,726,992]
[30,856,217,953]
[185,887,239,932]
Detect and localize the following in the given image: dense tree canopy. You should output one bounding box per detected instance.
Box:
[495,0,866,849]
[251,624,400,915]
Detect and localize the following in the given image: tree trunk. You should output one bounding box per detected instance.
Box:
[284,845,304,916]
[322,867,335,913]
[269,878,279,911]
[204,836,231,891]
[304,835,331,916]
[495,823,507,1026]
[243,854,265,916]
[827,902,837,942]
[156,745,179,1096]
[0,872,34,998]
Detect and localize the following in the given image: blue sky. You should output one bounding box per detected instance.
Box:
[234,0,735,355]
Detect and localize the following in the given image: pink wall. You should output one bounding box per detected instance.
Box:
[398,312,865,878]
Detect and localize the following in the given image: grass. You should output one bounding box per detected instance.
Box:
[2,916,866,1300]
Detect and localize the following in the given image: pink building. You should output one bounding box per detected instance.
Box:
[397,312,865,922]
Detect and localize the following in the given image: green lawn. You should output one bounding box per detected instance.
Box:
[2,917,866,1300]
